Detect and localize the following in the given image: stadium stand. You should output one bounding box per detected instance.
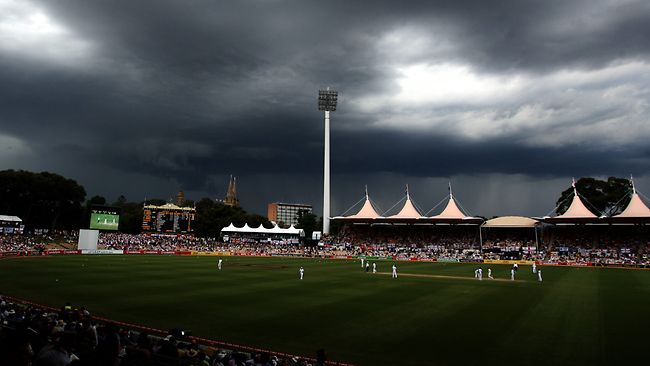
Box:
[2,228,650,266]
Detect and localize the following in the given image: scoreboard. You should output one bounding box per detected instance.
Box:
[142,204,195,233]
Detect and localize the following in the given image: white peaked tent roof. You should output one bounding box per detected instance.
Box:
[613,193,650,218]
[345,197,383,219]
[333,188,383,220]
[542,181,601,223]
[388,191,423,219]
[333,184,482,224]
[427,193,483,224]
[221,223,303,235]
[556,194,597,218]
[430,197,466,219]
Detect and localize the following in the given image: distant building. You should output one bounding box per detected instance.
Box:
[267,203,312,227]
[225,175,239,207]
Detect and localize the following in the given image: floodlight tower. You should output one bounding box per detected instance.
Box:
[318,88,338,235]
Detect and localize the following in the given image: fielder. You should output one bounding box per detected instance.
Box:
[361,257,365,268]
[511,268,515,281]
[392,264,398,278]
[538,269,543,282]
[365,262,370,273]
[299,266,304,280]
[532,263,537,274]
[478,268,483,280]
[218,259,223,270]
[488,268,493,279]
[372,262,377,274]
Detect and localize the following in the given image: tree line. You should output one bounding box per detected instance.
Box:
[0,170,309,237]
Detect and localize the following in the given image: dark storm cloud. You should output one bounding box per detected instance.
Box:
[1,0,649,215]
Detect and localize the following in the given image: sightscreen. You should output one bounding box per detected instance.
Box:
[89,205,120,230]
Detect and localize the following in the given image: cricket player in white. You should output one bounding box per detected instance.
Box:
[299,267,304,280]
[218,259,223,270]
[532,263,537,274]
[372,262,377,273]
[538,269,543,282]
[488,268,493,279]
[474,269,479,278]
[392,264,398,278]
[361,257,365,268]
[478,268,483,280]
[511,268,515,281]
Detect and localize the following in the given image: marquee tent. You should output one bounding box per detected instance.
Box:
[221,223,304,236]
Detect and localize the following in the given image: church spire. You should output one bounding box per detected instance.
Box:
[225,175,239,207]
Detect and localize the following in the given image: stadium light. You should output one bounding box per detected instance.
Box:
[318,88,338,235]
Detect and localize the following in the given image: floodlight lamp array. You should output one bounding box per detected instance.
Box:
[318,89,338,111]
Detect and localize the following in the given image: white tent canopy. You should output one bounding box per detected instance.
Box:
[221,223,304,236]
[0,215,22,222]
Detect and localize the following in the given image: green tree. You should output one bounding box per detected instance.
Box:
[0,170,86,230]
[296,210,318,239]
[144,198,166,206]
[180,199,195,208]
[113,195,127,207]
[555,177,632,216]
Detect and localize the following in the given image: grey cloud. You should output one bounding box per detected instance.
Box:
[1,0,649,217]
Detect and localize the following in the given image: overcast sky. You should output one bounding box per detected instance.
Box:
[1,0,649,217]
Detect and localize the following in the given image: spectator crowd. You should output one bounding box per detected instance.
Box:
[0,296,329,366]
[2,226,650,266]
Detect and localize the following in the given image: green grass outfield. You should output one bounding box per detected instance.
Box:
[1,255,650,365]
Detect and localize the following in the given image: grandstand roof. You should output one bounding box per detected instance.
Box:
[541,181,601,224]
[616,193,650,217]
[337,196,382,220]
[556,194,597,218]
[426,194,483,224]
[607,190,650,223]
[332,187,383,221]
[333,184,482,225]
[482,216,539,228]
[431,197,466,219]
[387,188,423,220]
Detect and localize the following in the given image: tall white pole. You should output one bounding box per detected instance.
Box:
[323,110,330,235]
